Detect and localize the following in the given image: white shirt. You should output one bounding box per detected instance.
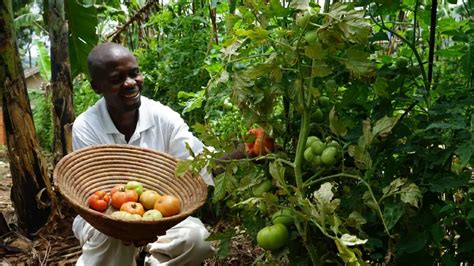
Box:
[72,96,213,185]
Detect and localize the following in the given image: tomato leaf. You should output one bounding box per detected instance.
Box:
[175,160,192,177]
[400,183,422,208]
[329,107,348,137]
[340,233,368,246]
[383,202,404,230]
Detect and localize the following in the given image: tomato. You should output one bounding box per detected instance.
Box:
[304,148,315,162]
[313,155,323,166]
[312,108,324,123]
[310,140,326,155]
[257,223,289,251]
[139,190,161,210]
[120,202,145,216]
[88,190,110,212]
[111,211,141,220]
[305,136,320,149]
[321,146,338,166]
[296,11,311,28]
[327,140,342,151]
[154,195,181,217]
[245,128,274,157]
[142,209,163,221]
[318,96,330,107]
[271,208,294,226]
[125,181,143,196]
[111,187,139,209]
[304,30,318,44]
[110,184,126,197]
[252,179,273,197]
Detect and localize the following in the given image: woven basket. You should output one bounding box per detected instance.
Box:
[53,144,208,242]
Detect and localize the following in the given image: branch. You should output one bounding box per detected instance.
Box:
[107,0,160,41]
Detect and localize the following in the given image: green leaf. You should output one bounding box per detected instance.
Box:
[311,62,332,77]
[400,183,422,208]
[372,116,397,140]
[382,178,407,196]
[383,202,404,230]
[467,207,474,220]
[175,159,192,177]
[397,232,428,254]
[14,13,42,30]
[339,233,368,246]
[456,140,472,166]
[313,182,334,205]
[289,0,309,10]
[348,144,372,170]
[35,41,51,80]
[343,47,373,78]
[206,228,235,258]
[66,0,98,79]
[430,224,444,246]
[178,89,205,114]
[235,27,269,41]
[374,77,389,97]
[329,107,348,137]
[269,161,286,190]
[304,43,323,60]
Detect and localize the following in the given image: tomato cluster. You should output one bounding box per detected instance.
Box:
[304,136,342,166]
[87,180,181,221]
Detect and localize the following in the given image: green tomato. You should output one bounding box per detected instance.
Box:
[252,179,273,197]
[327,140,342,151]
[321,146,338,166]
[142,209,163,221]
[304,30,318,44]
[313,155,323,166]
[312,108,324,123]
[304,148,315,162]
[296,11,311,28]
[257,224,289,251]
[306,136,320,149]
[271,208,293,226]
[310,141,326,155]
[395,57,409,68]
[126,181,143,196]
[318,96,330,107]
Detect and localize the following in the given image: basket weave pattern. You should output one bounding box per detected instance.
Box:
[53,144,208,242]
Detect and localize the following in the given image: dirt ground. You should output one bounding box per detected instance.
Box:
[0,148,261,265]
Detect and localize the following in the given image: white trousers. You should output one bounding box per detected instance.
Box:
[73,215,216,266]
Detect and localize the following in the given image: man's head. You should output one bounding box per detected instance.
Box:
[87,42,144,113]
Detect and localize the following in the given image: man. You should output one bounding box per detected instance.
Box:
[72,42,216,265]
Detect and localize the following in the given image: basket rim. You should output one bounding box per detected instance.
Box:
[53,144,208,225]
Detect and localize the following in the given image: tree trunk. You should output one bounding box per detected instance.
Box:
[0,0,57,235]
[49,0,75,165]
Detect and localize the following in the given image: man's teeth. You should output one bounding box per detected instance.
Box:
[123,91,139,98]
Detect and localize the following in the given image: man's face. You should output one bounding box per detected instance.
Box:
[93,52,144,114]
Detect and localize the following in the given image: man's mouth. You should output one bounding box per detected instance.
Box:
[122,90,140,99]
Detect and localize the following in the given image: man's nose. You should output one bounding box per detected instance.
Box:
[124,77,136,87]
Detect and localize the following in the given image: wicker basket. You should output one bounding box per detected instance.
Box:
[53,144,208,242]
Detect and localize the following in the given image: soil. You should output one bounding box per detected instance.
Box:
[0,148,262,265]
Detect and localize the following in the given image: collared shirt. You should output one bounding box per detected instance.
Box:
[72,96,213,185]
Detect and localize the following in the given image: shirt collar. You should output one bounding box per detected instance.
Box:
[97,96,155,135]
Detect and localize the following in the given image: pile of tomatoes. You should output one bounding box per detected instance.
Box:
[87,180,181,221]
[304,136,342,167]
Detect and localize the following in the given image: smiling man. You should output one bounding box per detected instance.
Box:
[72,43,215,265]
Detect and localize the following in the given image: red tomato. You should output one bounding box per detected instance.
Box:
[120,202,145,216]
[88,190,110,212]
[245,128,274,156]
[110,184,126,197]
[111,187,139,209]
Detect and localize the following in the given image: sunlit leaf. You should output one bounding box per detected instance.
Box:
[329,107,348,137]
[400,183,422,208]
[340,234,368,246]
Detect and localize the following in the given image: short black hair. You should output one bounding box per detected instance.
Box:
[87,42,132,81]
